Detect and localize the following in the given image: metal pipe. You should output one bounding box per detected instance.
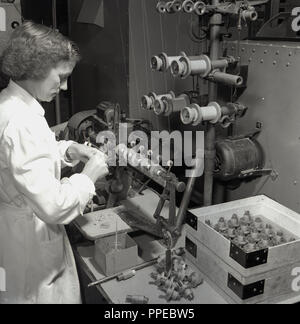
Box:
[52,0,61,125]
[204,0,222,207]
[209,71,243,86]
[175,155,204,234]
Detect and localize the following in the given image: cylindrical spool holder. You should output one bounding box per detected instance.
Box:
[165,0,182,13]
[181,102,222,126]
[182,0,194,13]
[165,94,191,116]
[153,91,176,116]
[171,54,211,79]
[211,59,230,70]
[208,70,243,87]
[194,1,206,16]
[156,1,167,13]
[151,52,181,72]
[242,9,258,22]
[141,92,158,110]
[141,91,175,111]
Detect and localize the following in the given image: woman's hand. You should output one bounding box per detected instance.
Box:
[81,152,109,183]
[66,143,107,164]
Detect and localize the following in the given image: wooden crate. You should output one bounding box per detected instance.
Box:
[185,195,300,276]
[185,231,300,304]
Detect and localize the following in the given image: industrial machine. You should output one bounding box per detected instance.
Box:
[66,0,300,303]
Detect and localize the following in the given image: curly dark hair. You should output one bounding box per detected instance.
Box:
[1,21,81,81]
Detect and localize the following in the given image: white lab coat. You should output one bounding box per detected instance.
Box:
[0,80,95,304]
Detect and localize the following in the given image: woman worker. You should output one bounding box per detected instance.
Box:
[0,21,109,304]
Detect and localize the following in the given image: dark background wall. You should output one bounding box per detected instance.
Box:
[68,0,129,115]
[21,0,71,126]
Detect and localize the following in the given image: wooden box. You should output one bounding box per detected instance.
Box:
[184,195,300,303]
[94,233,138,276]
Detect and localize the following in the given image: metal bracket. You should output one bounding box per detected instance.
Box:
[228,273,265,300]
[230,243,268,268]
[185,211,198,231]
[185,237,197,259]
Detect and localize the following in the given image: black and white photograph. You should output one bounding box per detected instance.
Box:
[0,0,300,308]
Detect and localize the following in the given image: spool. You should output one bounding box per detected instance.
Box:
[182,0,195,13]
[156,1,167,13]
[181,102,221,126]
[194,1,206,16]
[172,55,211,79]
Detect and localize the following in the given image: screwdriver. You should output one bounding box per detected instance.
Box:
[88,269,136,288]
[88,259,158,288]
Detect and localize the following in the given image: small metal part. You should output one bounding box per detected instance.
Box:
[244,238,257,253]
[250,229,260,242]
[183,288,194,301]
[126,295,149,304]
[188,272,204,288]
[117,269,136,281]
[230,214,240,228]
[254,217,263,231]
[166,287,180,301]
[228,226,236,240]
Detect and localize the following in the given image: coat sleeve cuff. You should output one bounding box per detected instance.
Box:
[58,140,80,168]
[68,174,96,215]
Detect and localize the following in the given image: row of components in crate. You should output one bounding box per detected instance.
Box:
[205,212,297,252]
[150,251,204,302]
[156,0,259,21]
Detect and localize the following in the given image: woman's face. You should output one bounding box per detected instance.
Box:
[34,61,75,102]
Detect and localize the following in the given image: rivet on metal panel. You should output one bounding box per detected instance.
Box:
[248,58,252,62]
[241,48,245,52]
[273,61,277,65]
[289,52,292,56]
[256,121,263,129]
[276,51,280,55]
[252,49,256,53]
[264,50,268,54]
[260,59,264,63]
[286,63,291,67]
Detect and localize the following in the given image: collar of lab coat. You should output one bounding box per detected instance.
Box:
[7,80,46,117]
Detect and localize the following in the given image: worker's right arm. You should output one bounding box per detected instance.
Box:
[2,118,108,225]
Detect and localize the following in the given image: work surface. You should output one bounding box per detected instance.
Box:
[75,231,300,305]
[75,233,228,304]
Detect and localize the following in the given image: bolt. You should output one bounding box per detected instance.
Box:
[256,121,263,129]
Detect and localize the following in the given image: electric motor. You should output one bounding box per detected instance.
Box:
[214,138,265,181]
